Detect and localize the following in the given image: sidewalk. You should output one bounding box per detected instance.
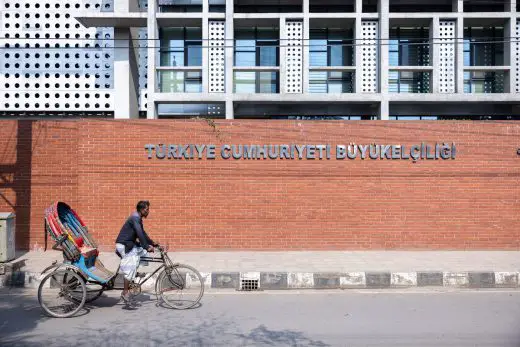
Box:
[2,250,520,290]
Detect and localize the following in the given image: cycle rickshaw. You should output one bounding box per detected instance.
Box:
[38,201,204,318]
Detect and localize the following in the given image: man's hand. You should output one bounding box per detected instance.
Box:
[147,245,154,253]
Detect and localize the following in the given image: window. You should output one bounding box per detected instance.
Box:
[464,71,505,93]
[234,71,279,93]
[309,29,354,67]
[309,71,354,93]
[389,71,431,93]
[235,0,302,13]
[158,0,202,12]
[234,28,279,67]
[157,103,225,118]
[160,27,202,67]
[464,27,504,66]
[159,71,202,92]
[389,27,430,66]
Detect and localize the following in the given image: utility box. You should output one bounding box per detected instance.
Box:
[0,213,15,262]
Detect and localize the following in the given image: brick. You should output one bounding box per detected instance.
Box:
[0,120,518,251]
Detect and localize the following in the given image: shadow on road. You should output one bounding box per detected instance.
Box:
[0,290,48,346]
[235,324,330,346]
[0,291,331,347]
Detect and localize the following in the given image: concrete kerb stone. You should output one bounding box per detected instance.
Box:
[340,272,366,288]
[495,272,518,288]
[2,270,520,290]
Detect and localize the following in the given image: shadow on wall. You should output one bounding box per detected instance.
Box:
[0,121,33,251]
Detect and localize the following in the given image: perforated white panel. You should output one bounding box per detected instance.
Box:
[515,21,520,93]
[208,20,225,93]
[0,0,115,113]
[438,21,456,93]
[0,75,114,110]
[285,20,303,94]
[360,21,378,93]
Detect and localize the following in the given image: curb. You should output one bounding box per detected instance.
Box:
[1,270,519,290]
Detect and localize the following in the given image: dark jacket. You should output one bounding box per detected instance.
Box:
[115,212,155,253]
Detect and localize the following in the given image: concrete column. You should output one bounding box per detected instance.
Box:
[225,0,234,119]
[114,28,139,119]
[355,0,363,13]
[378,0,389,94]
[279,17,288,94]
[455,15,464,93]
[431,17,440,94]
[355,0,363,94]
[378,99,389,120]
[452,0,463,12]
[355,17,363,93]
[147,0,158,119]
[225,99,233,120]
[505,17,516,93]
[202,0,209,93]
[508,1,517,93]
[303,0,310,93]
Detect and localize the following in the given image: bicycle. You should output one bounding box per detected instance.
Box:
[38,244,205,318]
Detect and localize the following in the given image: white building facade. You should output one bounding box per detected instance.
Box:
[2,0,520,119]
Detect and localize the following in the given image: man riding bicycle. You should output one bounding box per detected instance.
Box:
[115,200,158,303]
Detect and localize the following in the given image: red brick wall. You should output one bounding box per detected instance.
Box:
[0,121,79,250]
[1,119,519,250]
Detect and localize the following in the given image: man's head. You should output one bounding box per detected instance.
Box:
[136,200,150,218]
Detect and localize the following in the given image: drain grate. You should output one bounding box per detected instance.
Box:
[240,279,259,291]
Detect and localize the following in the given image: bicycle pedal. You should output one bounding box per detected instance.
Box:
[135,272,146,278]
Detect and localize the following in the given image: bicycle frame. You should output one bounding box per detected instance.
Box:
[118,249,186,292]
[43,248,186,293]
[132,255,165,288]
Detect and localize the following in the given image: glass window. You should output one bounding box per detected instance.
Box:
[159,27,202,67]
[389,27,430,66]
[310,29,354,67]
[329,71,353,93]
[159,71,184,92]
[234,71,256,93]
[309,71,328,93]
[158,103,225,117]
[389,71,431,93]
[187,42,202,66]
[234,71,279,93]
[159,71,202,92]
[235,28,279,67]
[185,71,203,92]
[309,71,354,93]
[464,27,504,66]
[259,72,278,93]
[464,71,505,93]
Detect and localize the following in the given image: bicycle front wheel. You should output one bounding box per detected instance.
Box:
[157,264,204,309]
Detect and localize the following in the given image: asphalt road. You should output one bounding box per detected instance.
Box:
[1,288,520,347]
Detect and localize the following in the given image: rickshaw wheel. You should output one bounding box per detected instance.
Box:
[38,269,87,318]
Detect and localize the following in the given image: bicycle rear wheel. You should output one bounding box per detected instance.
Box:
[38,269,86,318]
[157,264,204,309]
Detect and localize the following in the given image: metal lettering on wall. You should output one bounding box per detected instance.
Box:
[144,143,457,161]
